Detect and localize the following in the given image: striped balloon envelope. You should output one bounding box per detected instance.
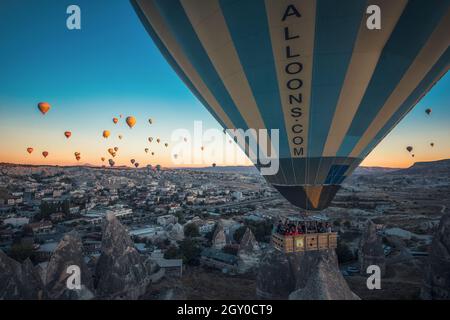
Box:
[132,0,450,211]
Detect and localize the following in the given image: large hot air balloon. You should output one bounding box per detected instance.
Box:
[133,0,450,212]
[42,151,48,158]
[64,131,72,139]
[126,116,136,128]
[38,102,51,115]
[103,130,110,139]
[27,147,33,154]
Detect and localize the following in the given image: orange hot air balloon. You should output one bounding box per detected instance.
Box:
[42,151,48,158]
[114,147,119,152]
[113,117,119,124]
[38,102,51,115]
[27,147,33,154]
[131,159,135,164]
[76,156,81,161]
[126,116,136,128]
[108,148,114,156]
[101,157,105,162]
[118,134,123,140]
[103,130,110,139]
[64,131,72,139]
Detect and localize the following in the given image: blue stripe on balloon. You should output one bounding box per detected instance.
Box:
[307,0,366,157]
[152,0,250,133]
[219,0,291,158]
[130,0,228,130]
[358,47,450,159]
[337,0,450,157]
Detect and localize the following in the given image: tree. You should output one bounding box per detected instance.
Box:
[336,240,355,264]
[179,239,201,265]
[9,243,33,262]
[164,245,180,259]
[183,223,200,238]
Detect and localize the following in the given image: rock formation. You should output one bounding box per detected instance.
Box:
[211,222,226,249]
[257,248,359,300]
[237,228,260,273]
[45,231,94,300]
[359,220,385,276]
[421,213,450,300]
[95,213,158,299]
[0,250,43,299]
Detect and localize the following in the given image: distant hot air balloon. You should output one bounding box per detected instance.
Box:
[113,117,119,124]
[425,108,432,115]
[114,147,119,152]
[406,146,413,153]
[148,118,153,124]
[76,156,81,161]
[126,116,136,128]
[27,147,33,154]
[101,157,105,162]
[38,102,51,115]
[212,163,216,168]
[148,137,153,143]
[156,138,160,143]
[135,163,140,168]
[112,152,116,158]
[103,130,110,139]
[174,154,178,159]
[131,159,135,164]
[74,152,80,157]
[108,148,114,156]
[109,159,115,167]
[151,152,155,156]
[64,131,71,139]
[430,142,434,147]
[145,148,149,153]
[201,146,204,151]
[42,151,48,158]
[133,1,450,212]
[412,154,415,157]
[184,137,187,142]
[120,114,123,118]
[164,143,168,147]
[118,134,123,140]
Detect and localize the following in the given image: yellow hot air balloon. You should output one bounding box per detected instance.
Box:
[27,147,33,154]
[113,117,119,124]
[38,102,51,115]
[126,116,136,128]
[42,151,49,158]
[64,131,71,139]
[103,130,110,139]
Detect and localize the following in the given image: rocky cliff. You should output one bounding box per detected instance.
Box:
[95,213,158,299]
[421,213,450,300]
[45,231,94,300]
[257,248,359,300]
[359,220,386,276]
[0,250,43,299]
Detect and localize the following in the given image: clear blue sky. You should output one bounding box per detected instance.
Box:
[0,0,448,167]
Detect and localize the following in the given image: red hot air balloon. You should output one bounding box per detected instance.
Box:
[42,151,49,158]
[113,117,119,124]
[64,131,72,139]
[27,147,33,154]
